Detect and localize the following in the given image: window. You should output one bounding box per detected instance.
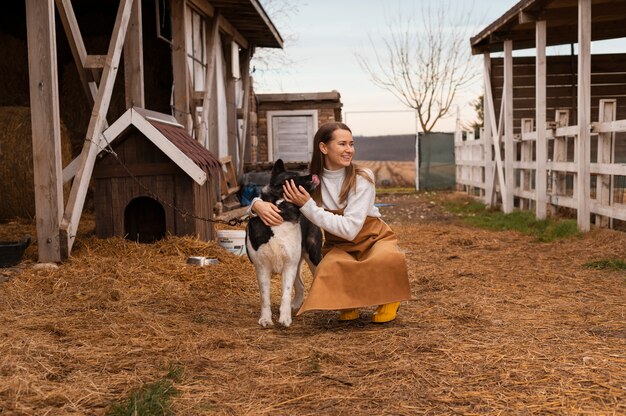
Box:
[185,6,207,93]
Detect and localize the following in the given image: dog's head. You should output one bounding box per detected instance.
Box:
[260,159,320,205]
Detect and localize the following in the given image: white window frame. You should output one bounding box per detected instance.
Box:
[266,110,318,162]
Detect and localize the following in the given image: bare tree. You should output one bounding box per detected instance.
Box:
[252,0,301,90]
[357,2,479,133]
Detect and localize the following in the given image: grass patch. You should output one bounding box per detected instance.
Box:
[106,364,183,416]
[376,187,417,195]
[444,198,580,242]
[584,259,626,270]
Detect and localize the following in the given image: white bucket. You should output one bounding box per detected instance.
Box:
[217,230,247,256]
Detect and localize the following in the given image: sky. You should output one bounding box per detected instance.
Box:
[252,0,519,136]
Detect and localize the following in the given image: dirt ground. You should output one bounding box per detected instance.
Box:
[1,191,626,415]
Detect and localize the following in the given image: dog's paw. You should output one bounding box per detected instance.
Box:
[258,316,274,327]
[278,314,292,327]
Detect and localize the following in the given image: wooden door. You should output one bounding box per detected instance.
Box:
[271,115,314,162]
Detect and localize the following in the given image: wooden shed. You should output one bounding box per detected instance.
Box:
[248,91,343,165]
[2,0,282,261]
[455,0,626,231]
[93,108,222,242]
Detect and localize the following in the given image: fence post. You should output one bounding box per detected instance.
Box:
[596,99,616,228]
[483,53,494,206]
[520,118,534,210]
[553,109,569,197]
[503,40,514,213]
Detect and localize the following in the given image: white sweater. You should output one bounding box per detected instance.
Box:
[248,167,380,241]
[300,167,380,241]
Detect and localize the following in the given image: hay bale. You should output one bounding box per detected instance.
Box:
[0,106,72,220]
[0,35,29,107]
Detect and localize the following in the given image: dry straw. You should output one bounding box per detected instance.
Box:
[0,107,73,220]
[0,197,625,414]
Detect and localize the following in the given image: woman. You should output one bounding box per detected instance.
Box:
[251,122,412,323]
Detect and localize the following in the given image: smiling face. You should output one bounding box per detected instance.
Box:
[320,128,354,170]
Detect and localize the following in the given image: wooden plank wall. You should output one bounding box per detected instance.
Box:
[491,54,626,134]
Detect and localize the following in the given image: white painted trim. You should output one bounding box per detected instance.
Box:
[99,108,207,185]
[130,109,207,185]
[266,109,318,162]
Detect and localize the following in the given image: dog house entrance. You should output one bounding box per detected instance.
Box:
[124,197,166,243]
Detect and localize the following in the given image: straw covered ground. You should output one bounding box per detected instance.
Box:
[1,192,625,415]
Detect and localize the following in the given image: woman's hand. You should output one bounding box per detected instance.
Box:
[251,200,283,226]
[283,180,311,207]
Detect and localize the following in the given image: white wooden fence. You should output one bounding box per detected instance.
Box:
[455,99,626,230]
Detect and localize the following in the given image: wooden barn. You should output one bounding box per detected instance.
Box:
[456,0,626,231]
[0,0,282,262]
[93,108,222,242]
[247,91,343,166]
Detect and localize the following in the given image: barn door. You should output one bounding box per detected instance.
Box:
[271,115,315,162]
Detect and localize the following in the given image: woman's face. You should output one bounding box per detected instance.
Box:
[320,129,354,170]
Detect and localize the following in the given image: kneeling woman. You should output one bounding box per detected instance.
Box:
[252,122,413,322]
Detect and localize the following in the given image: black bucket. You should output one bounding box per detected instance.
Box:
[0,235,31,267]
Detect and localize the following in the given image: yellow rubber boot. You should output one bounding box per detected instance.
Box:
[339,309,360,321]
[371,302,400,323]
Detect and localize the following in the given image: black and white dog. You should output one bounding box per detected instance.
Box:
[246,160,323,327]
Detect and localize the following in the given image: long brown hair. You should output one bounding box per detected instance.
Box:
[310,121,373,205]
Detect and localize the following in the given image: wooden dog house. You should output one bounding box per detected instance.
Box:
[93,108,222,242]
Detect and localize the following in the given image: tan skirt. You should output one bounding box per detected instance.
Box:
[297,210,413,315]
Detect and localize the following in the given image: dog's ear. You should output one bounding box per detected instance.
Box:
[272,159,285,176]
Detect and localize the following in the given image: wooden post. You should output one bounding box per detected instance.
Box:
[553,109,569,198]
[25,0,64,263]
[483,54,493,206]
[503,39,514,213]
[124,0,144,108]
[520,118,534,209]
[577,0,591,231]
[483,57,508,210]
[171,0,190,130]
[596,99,616,227]
[237,47,252,177]
[200,15,221,146]
[60,0,135,257]
[535,19,547,219]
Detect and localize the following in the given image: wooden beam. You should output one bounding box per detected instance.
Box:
[503,39,514,213]
[123,0,144,108]
[25,0,64,263]
[55,0,100,105]
[535,19,547,219]
[171,0,190,129]
[595,99,615,227]
[60,0,135,257]
[200,15,221,146]
[520,118,534,210]
[577,0,591,232]
[483,53,494,206]
[484,58,508,210]
[83,54,108,69]
[217,14,248,49]
[592,119,626,133]
[237,47,252,177]
[187,0,214,18]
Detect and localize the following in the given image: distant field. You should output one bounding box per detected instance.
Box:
[353,135,415,161]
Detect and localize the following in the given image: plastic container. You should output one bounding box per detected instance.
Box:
[0,235,31,267]
[217,230,247,256]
